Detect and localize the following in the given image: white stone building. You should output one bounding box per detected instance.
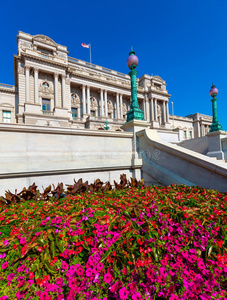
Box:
[0,31,212,140]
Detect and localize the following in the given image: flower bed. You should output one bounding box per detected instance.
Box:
[0,183,226,299]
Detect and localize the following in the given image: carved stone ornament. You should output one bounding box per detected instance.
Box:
[18,66,24,75]
[71,93,80,106]
[90,97,98,108]
[157,104,162,117]
[153,75,163,83]
[39,80,53,94]
[65,78,70,85]
[107,100,113,111]
[122,103,127,114]
[33,35,56,47]
[19,41,32,52]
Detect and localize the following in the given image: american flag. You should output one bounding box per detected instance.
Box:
[81,43,90,48]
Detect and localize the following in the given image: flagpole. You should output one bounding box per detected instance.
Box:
[89,43,92,64]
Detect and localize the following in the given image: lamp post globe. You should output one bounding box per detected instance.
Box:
[127,51,139,70]
[209,84,218,98]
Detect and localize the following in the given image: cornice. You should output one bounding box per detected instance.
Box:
[18,53,67,69]
[0,87,17,95]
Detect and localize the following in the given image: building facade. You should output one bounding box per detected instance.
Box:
[0,31,212,140]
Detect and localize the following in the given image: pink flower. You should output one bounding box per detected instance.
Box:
[198,260,206,269]
[19,237,26,245]
[122,267,128,275]
[41,220,47,226]
[169,294,180,300]
[96,262,104,271]
[61,261,69,270]
[132,292,143,300]
[104,272,112,284]
[1,262,8,270]
[119,287,129,300]
[86,268,92,277]
[3,240,9,247]
[76,267,84,276]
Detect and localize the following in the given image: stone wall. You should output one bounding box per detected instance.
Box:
[0,124,134,195]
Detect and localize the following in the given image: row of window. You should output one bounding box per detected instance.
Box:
[42,99,78,119]
[184,130,193,139]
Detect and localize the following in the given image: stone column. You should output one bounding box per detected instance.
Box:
[62,75,66,108]
[120,94,123,119]
[163,101,166,123]
[25,66,30,103]
[82,85,86,115]
[201,124,205,136]
[154,98,158,121]
[145,99,149,122]
[116,93,119,119]
[34,67,39,104]
[100,89,104,116]
[150,98,154,121]
[87,86,90,115]
[54,73,58,107]
[104,90,108,117]
[166,101,169,123]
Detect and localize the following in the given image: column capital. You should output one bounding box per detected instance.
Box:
[33,67,39,72]
[54,72,59,77]
[25,65,30,71]
[61,74,66,79]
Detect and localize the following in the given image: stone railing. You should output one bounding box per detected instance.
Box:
[68,57,130,80]
[0,83,16,91]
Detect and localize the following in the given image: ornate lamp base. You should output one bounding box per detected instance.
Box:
[210,122,223,132]
[126,108,145,122]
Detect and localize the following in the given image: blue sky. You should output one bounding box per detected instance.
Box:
[1,0,227,130]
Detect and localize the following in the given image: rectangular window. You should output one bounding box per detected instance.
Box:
[189,131,192,139]
[72,108,77,119]
[2,111,11,123]
[90,110,95,116]
[42,99,50,114]
[184,130,187,138]
[108,112,111,118]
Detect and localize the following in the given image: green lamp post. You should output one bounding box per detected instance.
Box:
[209,84,222,132]
[104,120,109,130]
[126,47,145,122]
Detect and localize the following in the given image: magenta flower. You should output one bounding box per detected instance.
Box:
[3,240,9,247]
[19,237,26,245]
[41,220,47,226]
[1,262,8,270]
[132,292,143,300]
[119,287,129,300]
[61,260,69,270]
[104,272,112,284]
[96,262,104,271]
[0,253,6,259]
[76,267,84,276]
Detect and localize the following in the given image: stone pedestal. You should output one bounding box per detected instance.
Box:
[207,131,227,160]
[25,103,41,113]
[54,107,68,117]
[150,120,160,128]
[121,119,149,179]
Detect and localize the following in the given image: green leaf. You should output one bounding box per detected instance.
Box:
[100,247,112,263]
